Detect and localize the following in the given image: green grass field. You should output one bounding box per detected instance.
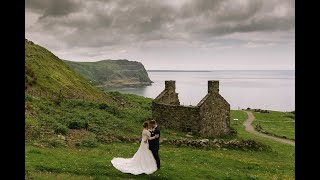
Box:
[26,110,295,180]
[251,111,295,140]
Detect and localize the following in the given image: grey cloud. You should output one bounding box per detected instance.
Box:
[181,0,294,37]
[26,0,295,49]
[26,0,82,18]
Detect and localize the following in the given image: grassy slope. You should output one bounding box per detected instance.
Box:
[63,59,152,87]
[26,110,294,180]
[25,93,153,143]
[251,111,295,140]
[25,39,116,104]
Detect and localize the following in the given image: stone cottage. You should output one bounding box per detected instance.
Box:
[152,80,230,137]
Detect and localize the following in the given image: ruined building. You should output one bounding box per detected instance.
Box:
[152,80,230,137]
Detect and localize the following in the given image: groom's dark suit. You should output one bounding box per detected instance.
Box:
[149,126,160,169]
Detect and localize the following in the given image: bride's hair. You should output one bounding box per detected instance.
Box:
[143,121,149,128]
[149,120,156,125]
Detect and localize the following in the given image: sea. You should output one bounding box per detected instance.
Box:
[102,70,295,112]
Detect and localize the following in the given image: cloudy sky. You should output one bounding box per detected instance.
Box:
[25,0,295,70]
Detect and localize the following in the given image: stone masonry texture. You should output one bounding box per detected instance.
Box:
[152,80,230,137]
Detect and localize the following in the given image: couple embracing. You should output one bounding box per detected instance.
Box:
[111,120,161,175]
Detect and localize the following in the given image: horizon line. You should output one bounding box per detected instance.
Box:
[147,69,295,71]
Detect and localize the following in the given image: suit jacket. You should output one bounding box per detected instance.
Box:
[149,126,160,151]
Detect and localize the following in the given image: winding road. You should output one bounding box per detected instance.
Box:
[243,111,295,146]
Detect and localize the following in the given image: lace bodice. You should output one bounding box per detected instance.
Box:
[142,129,151,141]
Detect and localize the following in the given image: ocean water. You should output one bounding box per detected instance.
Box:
[103,70,295,111]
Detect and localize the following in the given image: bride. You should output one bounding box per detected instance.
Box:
[111,121,158,175]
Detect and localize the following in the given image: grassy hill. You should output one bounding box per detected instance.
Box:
[25,39,157,144]
[63,59,153,87]
[25,39,116,104]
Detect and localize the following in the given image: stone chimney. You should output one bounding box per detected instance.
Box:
[165,80,176,92]
[208,80,219,94]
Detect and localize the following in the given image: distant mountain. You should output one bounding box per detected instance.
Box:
[64,59,153,87]
[25,39,117,104]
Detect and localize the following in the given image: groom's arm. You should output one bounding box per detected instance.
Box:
[154,129,160,138]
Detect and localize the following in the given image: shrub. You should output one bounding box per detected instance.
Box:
[54,123,68,135]
[25,65,37,87]
[106,105,121,116]
[25,117,41,140]
[53,98,62,106]
[25,94,33,102]
[68,119,89,129]
[98,103,109,110]
[43,137,65,148]
[75,135,98,148]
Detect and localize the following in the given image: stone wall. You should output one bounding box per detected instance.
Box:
[198,81,230,137]
[198,93,230,137]
[154,80,180,105]
[152,80,230,138]
[152,102,200,134]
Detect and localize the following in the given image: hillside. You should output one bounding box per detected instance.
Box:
[25,39,156,145]
[25,39,116,104]
[63,59,153,87]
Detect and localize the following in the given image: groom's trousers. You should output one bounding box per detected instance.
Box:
[151,149,160,169]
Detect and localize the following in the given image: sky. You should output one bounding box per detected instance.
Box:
[25,0,295,70]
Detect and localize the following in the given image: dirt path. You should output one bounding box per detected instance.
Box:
[243,111,295,146]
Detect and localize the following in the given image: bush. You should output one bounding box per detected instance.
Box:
[68,119,89,129]
[25,94,33,102]
[25,117,41,140]
[98,103,109,110]
[106,105,121,116]
[75,135,98,148]
[26,117,38,127]
[25,65,37,87]
[54,123,68,135]
[43,137,65,148]
[53,98,62,106]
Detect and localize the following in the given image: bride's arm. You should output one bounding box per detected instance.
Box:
[143,135,155,143]
[147,134,156,140]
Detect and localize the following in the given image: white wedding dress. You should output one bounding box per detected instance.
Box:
[111,129,157,175]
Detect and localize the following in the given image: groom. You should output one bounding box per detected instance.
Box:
[148,120,160,169]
